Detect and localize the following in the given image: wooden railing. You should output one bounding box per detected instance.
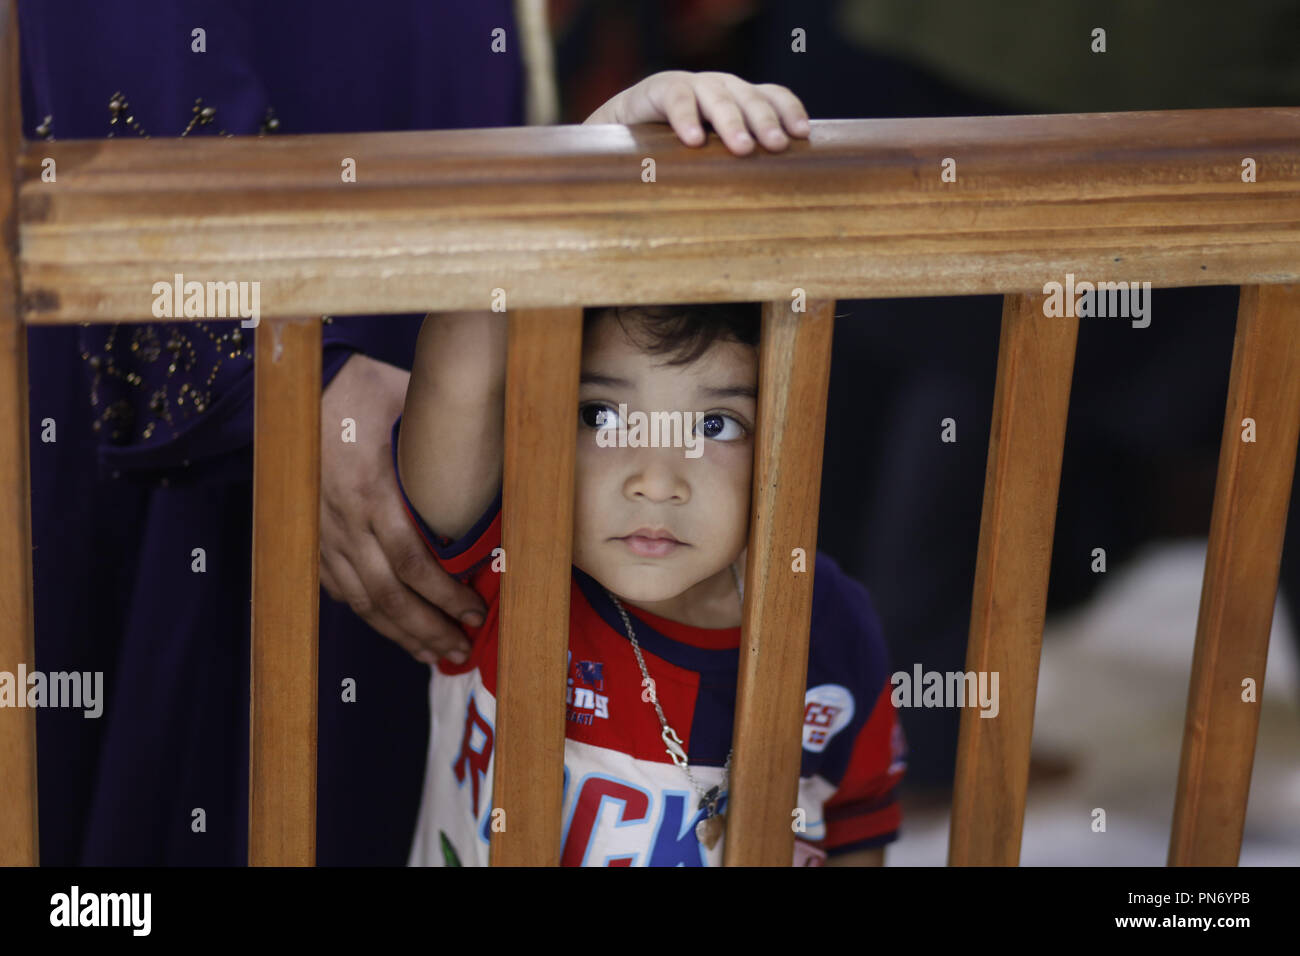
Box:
[1,1,1297,866]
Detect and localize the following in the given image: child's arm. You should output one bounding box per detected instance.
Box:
[397,311,508,542]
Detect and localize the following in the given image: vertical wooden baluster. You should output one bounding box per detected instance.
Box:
[949,292,1077,866]
[492,308,582,866]
[1169,284,1300,866]
[249,316,321,866]
[725,300,835,866]
[0,0,36,867]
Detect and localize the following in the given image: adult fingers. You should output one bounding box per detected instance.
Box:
[321,549,441,664]
[371,512,486,630]
[351,531,473,663]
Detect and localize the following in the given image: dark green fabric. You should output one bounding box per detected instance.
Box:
[835,0,1300,111]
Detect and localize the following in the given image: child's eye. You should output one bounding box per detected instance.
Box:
[696,413,746,442]
[579,402,620,430]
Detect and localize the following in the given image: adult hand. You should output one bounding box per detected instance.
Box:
[583,70,811,155]
[318,352,483,665]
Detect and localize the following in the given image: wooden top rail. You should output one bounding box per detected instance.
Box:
[15,107,1300,323]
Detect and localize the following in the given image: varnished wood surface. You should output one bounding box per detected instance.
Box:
[949,292,1078,866]
[492,310,582,865]
[1169,284,1300,866]
[15,109,1300,323]
[0,0,36,867]
[248,316,321,866]
[725,302,835,866]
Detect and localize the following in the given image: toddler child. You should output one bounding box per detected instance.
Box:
[393,302,906,866]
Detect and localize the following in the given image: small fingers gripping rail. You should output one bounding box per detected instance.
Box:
[1,0,1297,867]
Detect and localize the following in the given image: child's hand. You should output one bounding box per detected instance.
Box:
[583,70,810,155]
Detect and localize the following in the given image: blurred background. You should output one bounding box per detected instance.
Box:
[549,0,1300,865]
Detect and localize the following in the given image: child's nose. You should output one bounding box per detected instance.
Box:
[623,447,689,503]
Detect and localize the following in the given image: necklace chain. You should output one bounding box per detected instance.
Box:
[605,563,743,817]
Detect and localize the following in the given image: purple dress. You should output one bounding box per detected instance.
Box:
[20,0,523,864]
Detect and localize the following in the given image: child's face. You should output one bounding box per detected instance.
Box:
[573,315,758,617]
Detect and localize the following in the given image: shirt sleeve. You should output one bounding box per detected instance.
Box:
[390,413,503,587]
[821,680,907,857]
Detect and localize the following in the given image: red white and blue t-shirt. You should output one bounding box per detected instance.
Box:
[391,415,906,866]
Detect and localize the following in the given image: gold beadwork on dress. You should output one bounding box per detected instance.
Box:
[54,92,292,446]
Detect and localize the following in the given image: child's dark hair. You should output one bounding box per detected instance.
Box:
[583,303,761,368]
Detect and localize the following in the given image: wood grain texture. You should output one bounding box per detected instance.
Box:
[15,109,1300,324]
[1169,284,1300,866]
[725,301,835,866]
[0,0,37,867]
[248,316,321,866]
[948,293,1078,866]
[492,309,582,866]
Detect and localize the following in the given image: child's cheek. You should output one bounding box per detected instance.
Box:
[572,459,616,548]
[711,439,754,493]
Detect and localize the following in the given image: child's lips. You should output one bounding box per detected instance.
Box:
[619,535,683,557]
